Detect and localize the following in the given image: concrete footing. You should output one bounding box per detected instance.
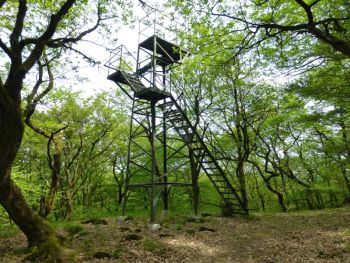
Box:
[191,214,202,222]
[147,223,161,231]
[117,216,128,222]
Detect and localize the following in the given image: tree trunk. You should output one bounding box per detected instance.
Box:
[342,167,350,195]
[254,177,265,212]
[0,175,59,245]
[265,179,287,212]
[237,160,248,211]
[65,193,73,221]
[305,189,314,210]
[39,153,61,218]
[0,101,65,259]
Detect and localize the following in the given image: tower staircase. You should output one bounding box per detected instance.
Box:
[108,67,248,215]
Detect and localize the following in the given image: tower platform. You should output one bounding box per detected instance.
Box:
[108,69,170,102]
[139,35,189,65]
[134,87,170,102]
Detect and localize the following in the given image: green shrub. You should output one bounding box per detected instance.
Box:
[63,222,84,235]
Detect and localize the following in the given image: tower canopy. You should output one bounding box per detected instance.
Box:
[139,35,190,66]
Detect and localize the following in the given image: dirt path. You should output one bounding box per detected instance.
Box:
[1,207,349,262]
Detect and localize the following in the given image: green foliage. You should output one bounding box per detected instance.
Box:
[142,238,166,255]
[0,225,20,238]
[16,88,130,220]
[63,222,84,236]
[11,167,42,209]
[2,0,349,235]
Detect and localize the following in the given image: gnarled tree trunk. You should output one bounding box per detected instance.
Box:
[0,97,65,259]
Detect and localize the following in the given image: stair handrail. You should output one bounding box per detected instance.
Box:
[168,95,244,208]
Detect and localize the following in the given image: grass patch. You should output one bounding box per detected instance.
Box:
[63,222,84,235]
[142,238,166,255]
[344,243,350,253]
[112,243,127,259]
[0,225,20,238]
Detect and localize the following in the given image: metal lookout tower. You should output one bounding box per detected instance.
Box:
[106,10,248,229]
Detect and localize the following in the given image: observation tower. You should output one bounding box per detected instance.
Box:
[106,10,247,228]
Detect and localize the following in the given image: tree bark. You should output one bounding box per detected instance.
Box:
[0,98,62,253]
[254,177,265,212]
[39,153,61,218]
[64,192,73,221]
[236,159,248,211]
[0,177,58,247]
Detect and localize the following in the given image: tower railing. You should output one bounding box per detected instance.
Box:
[104,45,137,75]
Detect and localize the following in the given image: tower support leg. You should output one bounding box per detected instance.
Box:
[149,100,160,230]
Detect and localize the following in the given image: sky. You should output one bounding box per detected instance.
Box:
[73,0,290,99]
[74,0,170,98]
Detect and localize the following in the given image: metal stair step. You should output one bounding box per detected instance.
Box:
[202,160,215,163]
[164,96,245,214]
[166,109,180,114]
[157,101,174,108]
[216,185,229,189]
[212,180,227,183]
[204,166,217,170]
[175,124,190,129]
[167,114,182,119]
[168,117,184,122]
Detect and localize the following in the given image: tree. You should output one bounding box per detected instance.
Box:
[171,0,350,59]
[0,0,129,259]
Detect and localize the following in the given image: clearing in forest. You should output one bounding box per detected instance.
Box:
[0,207,349,262]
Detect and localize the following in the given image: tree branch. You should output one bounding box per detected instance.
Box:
[20,3,103,52]
[67,133,83,169]
[63,45,99,64]
[47,125,68,171]
[211,2,350,58]
[25,56,55,138]
[310,0,322,8]
[9,0,27,48]
[294,0,314,24]
[0,38,13,59]
[22,0,77,72]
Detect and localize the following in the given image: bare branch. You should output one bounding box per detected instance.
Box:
[0,38,13,59]
[294,0,314,24]
[10,0,27,48]
[211,1,350,58]
[88,127,110,158]
[310,0,322,8]
[32,55,55,104]
[22,0,77,72]
[25,61,44,119]
[25,54,56,138]
[89,136,116,161]
[67,133,83,169]
[63,45,99,64]
[20,4,103,52]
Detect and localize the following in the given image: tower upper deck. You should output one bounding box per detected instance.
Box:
[139,35,189,66]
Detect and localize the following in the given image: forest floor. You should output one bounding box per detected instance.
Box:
[1,206,350,262]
